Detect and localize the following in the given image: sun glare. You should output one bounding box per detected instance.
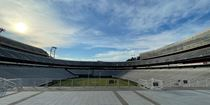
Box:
[15,22,28,33]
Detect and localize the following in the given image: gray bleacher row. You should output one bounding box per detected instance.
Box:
[119,68,210,81]
[0,36,48,57]
[117,67,210,88]
[0,47,57,63]
[1,44,210,67]
[140,29,210,60]
[0,65,76,86]
[130,46,210,66]
[0,47,126,67]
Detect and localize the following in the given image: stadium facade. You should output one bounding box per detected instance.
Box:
[0,30,210,88]
[1,30,210,105]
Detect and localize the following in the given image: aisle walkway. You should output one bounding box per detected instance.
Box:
[1,90,210,105]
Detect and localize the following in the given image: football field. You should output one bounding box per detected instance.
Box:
[49,78,139,87]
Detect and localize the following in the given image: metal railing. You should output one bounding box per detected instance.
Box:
[137,78,210,90]
[2,78,210,91]
[0,78,21,97]
[12,78,139,88]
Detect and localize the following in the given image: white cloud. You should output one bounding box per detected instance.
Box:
[76,19,210,50]
[0,0,79,48]
[106,0,210,31]
[62,0,210,49]
[94,50,142,61]
[56,49,143,61]
[79,22,210,61]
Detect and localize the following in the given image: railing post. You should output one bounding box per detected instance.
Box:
[196,80,198,87]
[59,80,61,87]
[33,80,36,88]
[72,79,74,87]
[106,79,108,87]
[45,79,47,88]
[117,80,119,87]
[128,80,130,87]
[46,78,48,88]
[95,78,97,87]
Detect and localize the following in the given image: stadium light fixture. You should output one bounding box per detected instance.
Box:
[50,46,57,58]
[53,47,57,58]
[0,28,6,33]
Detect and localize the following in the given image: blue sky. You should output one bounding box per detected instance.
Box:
[1,0,210,61]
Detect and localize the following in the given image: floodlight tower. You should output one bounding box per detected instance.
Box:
[0,28,6,33]
[50,46,57,58]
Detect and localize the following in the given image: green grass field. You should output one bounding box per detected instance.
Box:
[49,78,138,87]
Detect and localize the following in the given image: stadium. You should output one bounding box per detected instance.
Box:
[1,0,210,105]
[1,29,210,105]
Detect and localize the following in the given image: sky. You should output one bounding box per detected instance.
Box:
[1,0,210,61]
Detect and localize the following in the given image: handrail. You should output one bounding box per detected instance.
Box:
[0,78,20,97]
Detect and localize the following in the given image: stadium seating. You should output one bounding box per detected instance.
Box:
[1,30,210,88]
[140,30,210,60]
[0,65,76,86]
[0,36,49,57]
[116,67,210,88]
